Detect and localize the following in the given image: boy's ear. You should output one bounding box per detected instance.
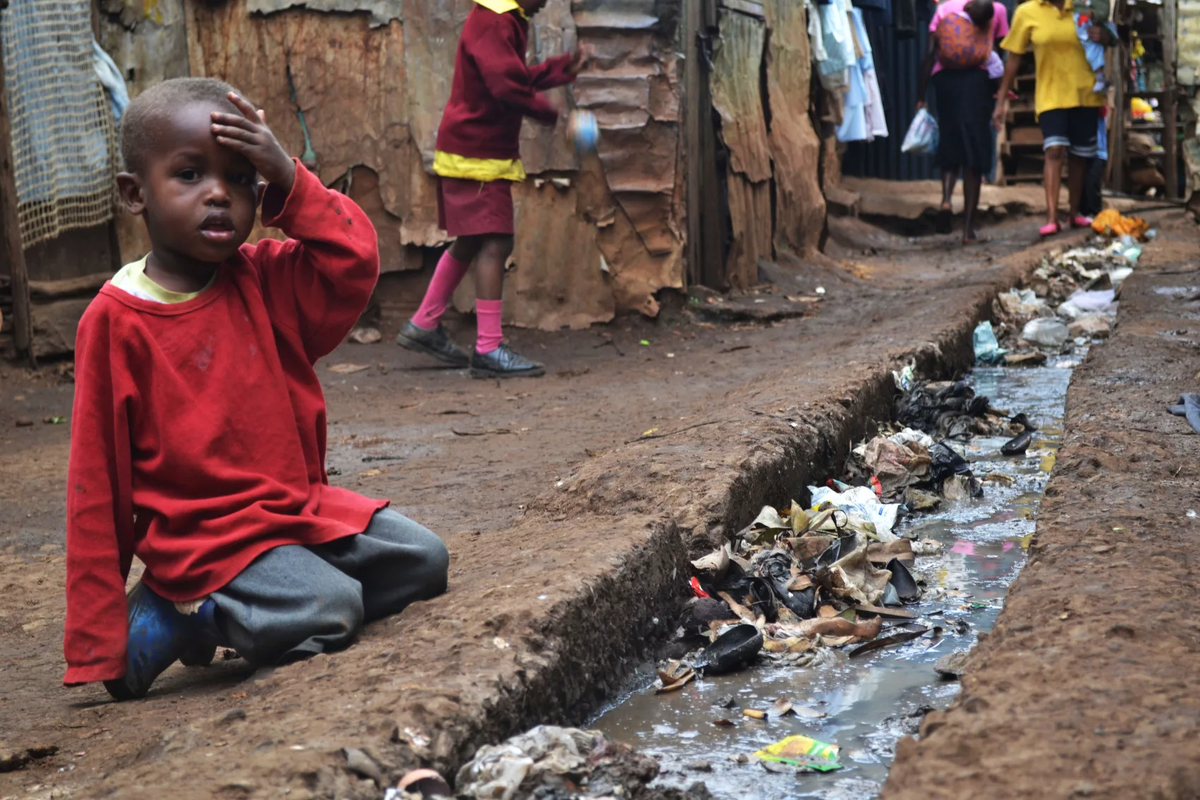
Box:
[116,172,146,216]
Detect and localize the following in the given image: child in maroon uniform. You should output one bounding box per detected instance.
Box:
[66,78,449,700]
[396,0,583,378]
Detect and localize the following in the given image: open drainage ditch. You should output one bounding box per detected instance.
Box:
[588,358,1075,800]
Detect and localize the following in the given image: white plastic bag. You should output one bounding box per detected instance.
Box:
[808,485,900,538]
[901,109,939,156]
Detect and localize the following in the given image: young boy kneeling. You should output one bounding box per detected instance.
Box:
[65,78,450,701]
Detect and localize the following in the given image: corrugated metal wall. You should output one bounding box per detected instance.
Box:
[842,12,935,180]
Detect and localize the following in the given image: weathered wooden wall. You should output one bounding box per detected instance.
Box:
[87,0,825,333]
[177,0,686,328]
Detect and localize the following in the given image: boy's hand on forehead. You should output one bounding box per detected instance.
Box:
[210,92,297,195]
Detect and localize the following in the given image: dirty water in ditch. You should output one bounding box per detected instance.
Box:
[591,360,1075,800]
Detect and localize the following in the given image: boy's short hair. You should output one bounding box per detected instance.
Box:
[120,77,243,174]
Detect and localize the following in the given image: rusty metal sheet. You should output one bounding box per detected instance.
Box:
[246,0,403,27]
[451,180,616,329]
[724,170,772,289]
[521,0,580,175]
[571,0,679,34]
[709,8,772,184]
[403,0,474,169]
[186,0,446,261]
[765,0,824,255]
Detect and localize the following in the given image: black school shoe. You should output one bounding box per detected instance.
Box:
[396,320,470,367]
[469,343,545,379]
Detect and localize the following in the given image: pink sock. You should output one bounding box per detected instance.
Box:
[475,299,503,354]
[412,250,470,330]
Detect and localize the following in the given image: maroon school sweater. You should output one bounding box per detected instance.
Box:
[435,4,576,161]
[63,162,385,685]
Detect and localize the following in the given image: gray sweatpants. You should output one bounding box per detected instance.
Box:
[209,509,449,666]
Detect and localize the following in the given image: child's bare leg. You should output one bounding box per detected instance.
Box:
[472,234,512,302]
[468,234,544,378]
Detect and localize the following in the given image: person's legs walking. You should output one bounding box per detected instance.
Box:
[311,508,450,622]
[473,234,513,355]
[1066,106,1100,223]
[962,167,983,243]
[938,169,957,234]
[398,235,485,367]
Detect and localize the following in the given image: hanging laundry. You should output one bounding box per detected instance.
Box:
[818,0,858,79]
[850,8,888,140]
[837,8,889,142]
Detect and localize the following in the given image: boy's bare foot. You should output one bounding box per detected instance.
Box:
[470,343,545,379]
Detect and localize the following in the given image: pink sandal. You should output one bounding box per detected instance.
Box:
[1039,221,1062,237]
[1070,215,1093,229]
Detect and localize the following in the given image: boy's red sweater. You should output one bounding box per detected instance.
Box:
[64,162,386,685]
[435,4,576,161]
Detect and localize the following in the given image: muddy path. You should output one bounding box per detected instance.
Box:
[1,217,1085,799]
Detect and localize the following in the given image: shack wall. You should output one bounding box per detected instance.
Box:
[93,0,825,329]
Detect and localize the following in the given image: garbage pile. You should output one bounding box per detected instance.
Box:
[666,398,1037,690]
[433,726,712,800]
[977,217,1154,364]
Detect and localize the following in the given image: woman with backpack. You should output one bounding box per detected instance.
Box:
[916,0,1010,244]
[993,1,1115,236]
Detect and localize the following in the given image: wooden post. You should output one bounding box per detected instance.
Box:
[1163,0,1179,201]
[0,21,35,366]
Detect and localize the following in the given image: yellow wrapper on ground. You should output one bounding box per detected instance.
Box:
[1092,209,1150,241]
[754,735,842,772]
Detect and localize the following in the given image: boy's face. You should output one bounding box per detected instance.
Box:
[118,101,259,267]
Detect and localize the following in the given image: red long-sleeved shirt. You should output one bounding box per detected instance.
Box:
[434,4,576,161]
[63,162,386,685]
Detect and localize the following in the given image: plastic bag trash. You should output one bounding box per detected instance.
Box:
[901,108,939,155]
[998,288,1048,319]
[890,428,935,449]
[1068,288,1117,312]
[754,735,842,772]
[808,485,900,537]
[1167,393,1200,434]
[973,321,1008,365]
[1022,318,1069,348]
[455,726,668,800]
[893,362,916,392]
[822,546,892,606]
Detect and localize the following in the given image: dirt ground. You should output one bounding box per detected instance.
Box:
[0,214,1096,799]
[882,213,1200,800]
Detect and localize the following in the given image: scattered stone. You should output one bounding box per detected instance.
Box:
[216,708,246,725]
[0,744,58,773]
[344,747,383,786]
[349,326,383,345]
[1068,315,1113,340]
[935,651,970,679]
[15,417,33,427]
[685,759,713,772]
[713,694,737,709]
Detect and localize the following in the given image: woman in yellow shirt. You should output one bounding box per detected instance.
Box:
[992,0,1114,235]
